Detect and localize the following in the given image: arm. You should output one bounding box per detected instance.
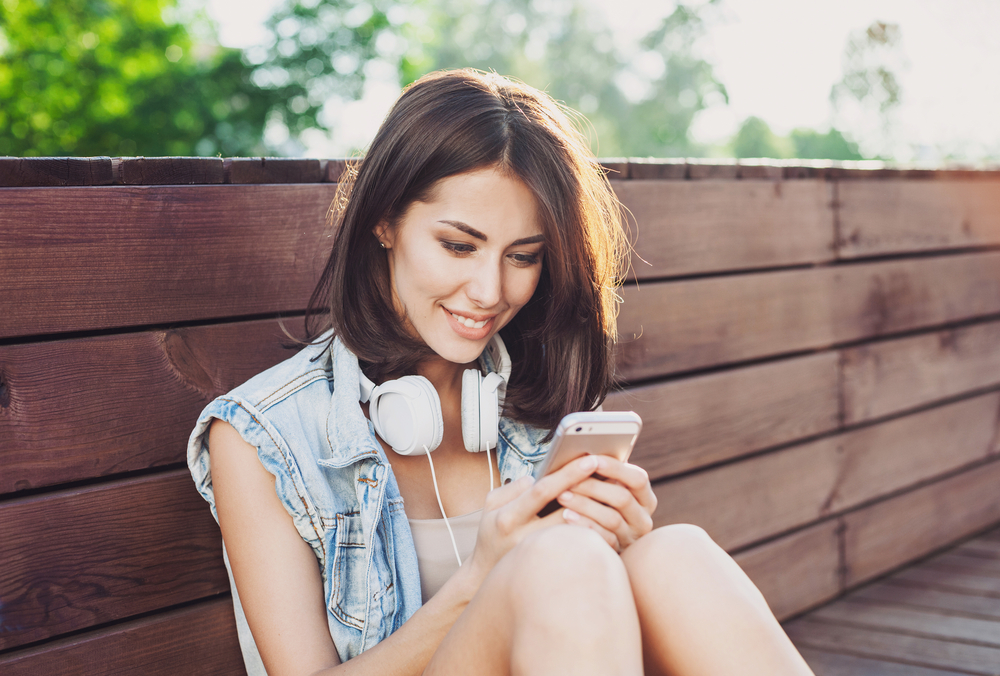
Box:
[209,420,600,676]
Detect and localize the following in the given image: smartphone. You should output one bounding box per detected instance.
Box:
[534,411,642,516]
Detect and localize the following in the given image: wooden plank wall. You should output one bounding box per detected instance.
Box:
[2,157,999,672]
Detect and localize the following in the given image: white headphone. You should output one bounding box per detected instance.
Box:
[358,334,511,456]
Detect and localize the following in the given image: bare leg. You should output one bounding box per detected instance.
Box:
[425,525,643,676]
[621,524,814,676]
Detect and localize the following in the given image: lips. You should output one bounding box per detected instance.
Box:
[443,307,496,339]
[447,309,490,329]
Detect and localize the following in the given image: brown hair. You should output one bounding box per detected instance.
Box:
[307,69,627,431]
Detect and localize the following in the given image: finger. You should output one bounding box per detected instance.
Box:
[557,489,651,550]
[484,474,536,512]
[560,508,621,552]
[593,457,657,514]
[507,455,601,522]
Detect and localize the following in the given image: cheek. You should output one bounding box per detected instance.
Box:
[508,268,543,309]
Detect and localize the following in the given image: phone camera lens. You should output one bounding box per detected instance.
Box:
[575,426,583,432]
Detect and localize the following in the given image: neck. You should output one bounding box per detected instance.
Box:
[415,355,475,401]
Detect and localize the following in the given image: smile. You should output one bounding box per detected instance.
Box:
[447,309,491,329]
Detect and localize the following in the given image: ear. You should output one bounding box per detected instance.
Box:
[372,221,394,249]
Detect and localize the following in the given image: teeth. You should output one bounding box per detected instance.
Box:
[450,311,488,329]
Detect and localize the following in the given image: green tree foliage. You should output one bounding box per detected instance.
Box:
[0,0,274,156]
[731,116,785,159]
[731,116,863,160]
[246,0,401,145]
[831,21,902,117]
[789,127,862,160]
[250,0,727,157]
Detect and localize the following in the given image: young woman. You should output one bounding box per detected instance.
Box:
[188,69,814,676]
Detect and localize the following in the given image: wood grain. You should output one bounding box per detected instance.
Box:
[652,392,1000,550]
[733,520,842,621]
[616,252,1000,381]
[0,470,228,650]
[842,458,1000,586]
[0,184,336,339]
[0,319,301,494]
[605,352,839,480]
[796,648,969,676]
[785,618,1000,675]
[0,597,244,676]
[853,580,1000,620]
[807,598,1000,646]
[613,179,834,279]
[842,319,1000,424]
[114,157,225,185]
[224,157,324,183]
[838,179,1000,257]
[0,157,113,186]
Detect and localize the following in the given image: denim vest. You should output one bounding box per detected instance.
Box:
[187,333,551,670]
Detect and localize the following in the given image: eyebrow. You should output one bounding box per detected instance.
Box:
[439,220,545,247]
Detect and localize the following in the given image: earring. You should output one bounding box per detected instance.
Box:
[379,242,386,248]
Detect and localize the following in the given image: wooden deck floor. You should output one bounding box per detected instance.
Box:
[785,526,1000,675]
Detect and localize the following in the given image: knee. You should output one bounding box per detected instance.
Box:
[622,523,725,580]
[510,525,627,590]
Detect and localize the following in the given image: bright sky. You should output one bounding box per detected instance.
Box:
[204,0,1000,162]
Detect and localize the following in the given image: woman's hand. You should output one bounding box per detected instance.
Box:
[555,456,656,553]
[460,455,602,589]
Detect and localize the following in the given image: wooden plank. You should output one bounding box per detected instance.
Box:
[0,157,113,186]
[114,157,225,185]
[808,598,1000,647]
[839,179,1000,257]
[605,352,839,480]
[652,393,1000,551]
[626,159,687,180]
[613,179,834,279]
[616,252,1000,381]
[955,537,1000,558]
[0,319,300,494]
[785,618,1000,675]
[685,159,738,179]
[842,319,1000,424]
[0,470,228,650]
[324,158,350,182]
[0,184,336,339]
[843,459,1000,586]
[852,581,1000,621]
[0,598,244,676]
[893,566,1000,597]
[224,157,323,183]
[923,551,1000,576]
[733,520,842,621]
[798,647,971,676]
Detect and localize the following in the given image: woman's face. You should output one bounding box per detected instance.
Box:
[376,166,545,366]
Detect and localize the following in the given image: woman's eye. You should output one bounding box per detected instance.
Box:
[509,252,541,266]
[441,241,475,255]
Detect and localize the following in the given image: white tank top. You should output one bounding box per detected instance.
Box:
[407,509,483,603]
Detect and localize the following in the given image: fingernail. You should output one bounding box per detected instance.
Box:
[580,455,598,471]
[558,491,573,503]
[562,509,579,522]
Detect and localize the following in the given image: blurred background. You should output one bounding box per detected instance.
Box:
[2,0,997,163]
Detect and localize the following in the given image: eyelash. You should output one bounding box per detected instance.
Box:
[440,241,541,267]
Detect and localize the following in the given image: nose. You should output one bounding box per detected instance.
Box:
[466,260,503,309]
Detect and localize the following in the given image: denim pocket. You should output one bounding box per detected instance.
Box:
[329,512,367,630]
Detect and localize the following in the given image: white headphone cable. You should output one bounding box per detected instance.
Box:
[423,445,463,567]
[486,446,494,492]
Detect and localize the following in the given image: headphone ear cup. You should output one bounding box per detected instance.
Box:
[461,369,483,453]
[370,376,443,455]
